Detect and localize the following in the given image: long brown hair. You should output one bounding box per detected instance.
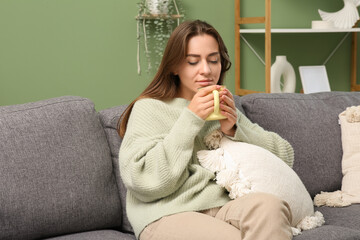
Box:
[117,20,231,137]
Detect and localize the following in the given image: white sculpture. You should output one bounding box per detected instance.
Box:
[270,56,296,93]
[318,0,360,29]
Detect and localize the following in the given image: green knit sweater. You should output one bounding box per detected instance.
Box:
[119,97,294,239]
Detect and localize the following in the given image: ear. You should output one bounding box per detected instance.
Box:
[172,66,179,76]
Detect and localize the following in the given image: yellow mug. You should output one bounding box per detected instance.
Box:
[206,87,227,121]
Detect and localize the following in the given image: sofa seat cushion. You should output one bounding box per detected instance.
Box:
[0,96,121,240]
[314,205,360,230]
[293,225,360,240]
[240,92,360,197]
[44,230,136,240]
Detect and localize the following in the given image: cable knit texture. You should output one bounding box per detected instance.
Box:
[119,97,294,239]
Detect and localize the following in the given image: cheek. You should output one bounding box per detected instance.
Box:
[179,67,195,80]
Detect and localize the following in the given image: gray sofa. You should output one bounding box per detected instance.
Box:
[1,92,360,240]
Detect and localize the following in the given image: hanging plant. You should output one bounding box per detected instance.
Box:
[136,0,184,75]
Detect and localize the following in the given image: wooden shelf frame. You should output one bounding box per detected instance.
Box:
[351,20,360,91]
[235,0,360,95]
[235,0,271,95]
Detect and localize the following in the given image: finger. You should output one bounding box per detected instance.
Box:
[202,99,215,111]
[219,87,231,97]
[200,105,215,119]
[219,88,233,99]
[220,111,237,125]
[221,94,236,108]
[219,89,235,106]
[220,103,237,117]
[196,100,215,118]
[220,101,237,119]
[197,85,221,97]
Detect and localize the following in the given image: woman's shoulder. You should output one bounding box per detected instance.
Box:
[135,98,161,106]
[133,98,167,112]
[134,97,189,110]
[127,97,191,131]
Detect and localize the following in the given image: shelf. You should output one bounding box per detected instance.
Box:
[240,28,360,33]
[136,14,183,20]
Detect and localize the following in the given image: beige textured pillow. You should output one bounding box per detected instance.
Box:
[314,105,360,207]
[198,136,324,234]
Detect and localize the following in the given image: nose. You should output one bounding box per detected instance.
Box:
[200,60,211,75]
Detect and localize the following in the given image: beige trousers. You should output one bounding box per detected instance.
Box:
[140,192,293,240]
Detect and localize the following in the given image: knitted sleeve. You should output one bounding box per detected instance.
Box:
[119,99,205,203]
[229,109,294,168]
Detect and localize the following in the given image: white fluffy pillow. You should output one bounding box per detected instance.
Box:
[314,105,360,207]
[198,137,324,233]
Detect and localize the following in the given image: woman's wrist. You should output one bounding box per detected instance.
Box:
[222,125,237,137]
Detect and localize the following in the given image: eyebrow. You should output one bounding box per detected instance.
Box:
[186,52,220,57]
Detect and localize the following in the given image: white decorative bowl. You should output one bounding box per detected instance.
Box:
[311,20,335,29]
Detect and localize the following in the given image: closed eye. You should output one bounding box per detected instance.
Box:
[209,59,219,64]
[188,61,198,65]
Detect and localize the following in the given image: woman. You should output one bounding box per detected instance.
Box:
[118,20,294,240]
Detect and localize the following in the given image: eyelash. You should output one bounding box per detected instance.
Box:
[188,60,219,65]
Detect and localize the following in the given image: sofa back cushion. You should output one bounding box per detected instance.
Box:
[239,92,360,197]
[0,96,121,240]
[99,105,134,233]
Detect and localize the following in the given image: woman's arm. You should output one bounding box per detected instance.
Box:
[230,109,294,168]
[119,99,205,203]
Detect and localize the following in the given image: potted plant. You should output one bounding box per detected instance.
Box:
[136,0,184,75]
[146,0,170,14]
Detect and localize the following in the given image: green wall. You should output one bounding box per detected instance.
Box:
[0,0,359,109]
[240,0,359,92]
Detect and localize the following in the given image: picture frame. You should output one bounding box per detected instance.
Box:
[299,66,331,94]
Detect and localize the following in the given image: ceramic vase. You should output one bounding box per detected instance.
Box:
[271,56,296,93]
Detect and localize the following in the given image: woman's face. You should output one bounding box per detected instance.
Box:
[175,34,222,100]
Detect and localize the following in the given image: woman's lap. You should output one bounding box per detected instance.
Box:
[140,192,293,240]
[140,211,240,240]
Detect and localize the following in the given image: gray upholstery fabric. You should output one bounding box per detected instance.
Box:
[293,225,360,240]
[233,95,245,114]
[99,105,134,234]
[315,205,360,230]
[240,92,360,197]
[293,205,360,239]
[0,96,122,240]
[45,230,136,240]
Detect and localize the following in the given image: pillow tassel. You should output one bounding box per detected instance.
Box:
[314,190,351,207]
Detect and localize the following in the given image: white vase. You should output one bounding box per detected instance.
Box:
[271,56,296,93]
[146,0,170,14]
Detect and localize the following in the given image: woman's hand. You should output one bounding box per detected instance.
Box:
[219,88,238,137]
[188,85,221,120]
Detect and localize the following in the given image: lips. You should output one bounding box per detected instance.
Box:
[197,80,213,87]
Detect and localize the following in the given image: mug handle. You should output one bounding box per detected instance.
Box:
[213,90,220,114]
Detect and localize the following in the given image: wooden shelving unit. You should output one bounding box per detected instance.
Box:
[234,0,360,95]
